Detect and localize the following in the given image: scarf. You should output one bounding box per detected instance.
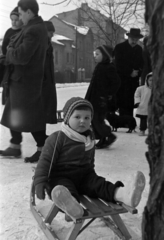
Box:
[61,122,95,151]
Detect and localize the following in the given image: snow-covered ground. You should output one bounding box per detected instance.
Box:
[0,84,150,240]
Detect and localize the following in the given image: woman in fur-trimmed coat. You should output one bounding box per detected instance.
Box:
[85,45,120,149]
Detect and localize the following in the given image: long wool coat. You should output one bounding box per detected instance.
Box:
[1,16,48,132]
[85,61,120,139]
[114,40,144,109]
[42,39,57,124]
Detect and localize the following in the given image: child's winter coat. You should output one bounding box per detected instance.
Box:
[134,75,152,116]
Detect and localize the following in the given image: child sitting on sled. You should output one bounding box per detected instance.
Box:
[34,97,146,219]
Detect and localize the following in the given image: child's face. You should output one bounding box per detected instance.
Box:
[94,49,103,63]
[69,109,92,133]
[11,15,22,29]
[148,76,152,88]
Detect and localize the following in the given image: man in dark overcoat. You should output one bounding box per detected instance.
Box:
[113,28,144,116]
[0,0,52,162]
[42,21,57,125]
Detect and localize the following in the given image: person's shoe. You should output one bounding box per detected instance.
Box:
[95,135,117,149]
[51,185,84,219]
[95,138,105,149]
[105,134,117,146]
[0,147,21,158]
[24,151,41,163]
[139,131,145,136]
[115,171,146,208]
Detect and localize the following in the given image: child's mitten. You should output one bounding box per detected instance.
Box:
[35,182,51,200]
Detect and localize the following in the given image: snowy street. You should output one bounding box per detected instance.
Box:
[0,84,150,240]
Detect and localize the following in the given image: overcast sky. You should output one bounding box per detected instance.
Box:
[0,0,78,38]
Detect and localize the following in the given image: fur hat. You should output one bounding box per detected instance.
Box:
[126,28,143,39]
[10,7,19,18]
[44,21,55,32]
[63,97,94,124]
[96,45,113,60]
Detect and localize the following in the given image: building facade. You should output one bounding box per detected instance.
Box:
[57,3,126,48]
[50,16,94,82]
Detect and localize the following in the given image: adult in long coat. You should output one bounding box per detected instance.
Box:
[114,28,144,116]
[85,45,120,149]
[0,0,48,160]
[43,21,57,124]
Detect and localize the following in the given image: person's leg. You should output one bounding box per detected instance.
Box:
[80,168,123,202]
[51,178,84,219]
[0,130,22,157]
[80,168,145,208]
[24,130,48,163]
[141,117,147,131]
[139,117,147,136]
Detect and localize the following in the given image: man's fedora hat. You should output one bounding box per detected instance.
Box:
[126,28,143,39]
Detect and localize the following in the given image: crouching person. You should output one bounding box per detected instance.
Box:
[34,97,146,219]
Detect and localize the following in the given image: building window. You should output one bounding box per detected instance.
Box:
[55,51,58,64]
[67,53,69,63]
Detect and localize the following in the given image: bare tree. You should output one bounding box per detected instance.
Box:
[41,0,72,6]
[75,0,145,47]
[142,0,164,239]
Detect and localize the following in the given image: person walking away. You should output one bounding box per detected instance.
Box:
[114,28,144,117]
[134,72,152,136]
[85,45,120,149]
[1,7,23,105]
[0,0,48,162]
[33,97,146,220]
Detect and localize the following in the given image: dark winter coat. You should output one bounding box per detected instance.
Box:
[42,39,57,124]
[85,61,120,139]
[34,131,95,186]
[114,40,144,109]
[141,46,152,85]
[1,16,48,132]
[2,28,21,55]
[1,28,22,105]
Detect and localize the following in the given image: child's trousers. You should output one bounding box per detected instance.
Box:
[49,165,123,203]
[139,116,148,131]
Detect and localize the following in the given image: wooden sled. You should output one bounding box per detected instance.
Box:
[30,181,138,240]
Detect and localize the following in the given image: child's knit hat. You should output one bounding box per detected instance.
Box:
[63,97,94,124]
[10,7,19,18]
[96,45,113,60]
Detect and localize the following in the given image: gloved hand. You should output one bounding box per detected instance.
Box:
[35,182,51,200]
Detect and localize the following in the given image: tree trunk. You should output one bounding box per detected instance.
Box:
[142,0,164,239]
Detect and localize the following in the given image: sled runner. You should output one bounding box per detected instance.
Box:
[30,181,137,240]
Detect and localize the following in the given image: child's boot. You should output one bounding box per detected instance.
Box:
[114,171,146,208]
[51,185,84,219]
